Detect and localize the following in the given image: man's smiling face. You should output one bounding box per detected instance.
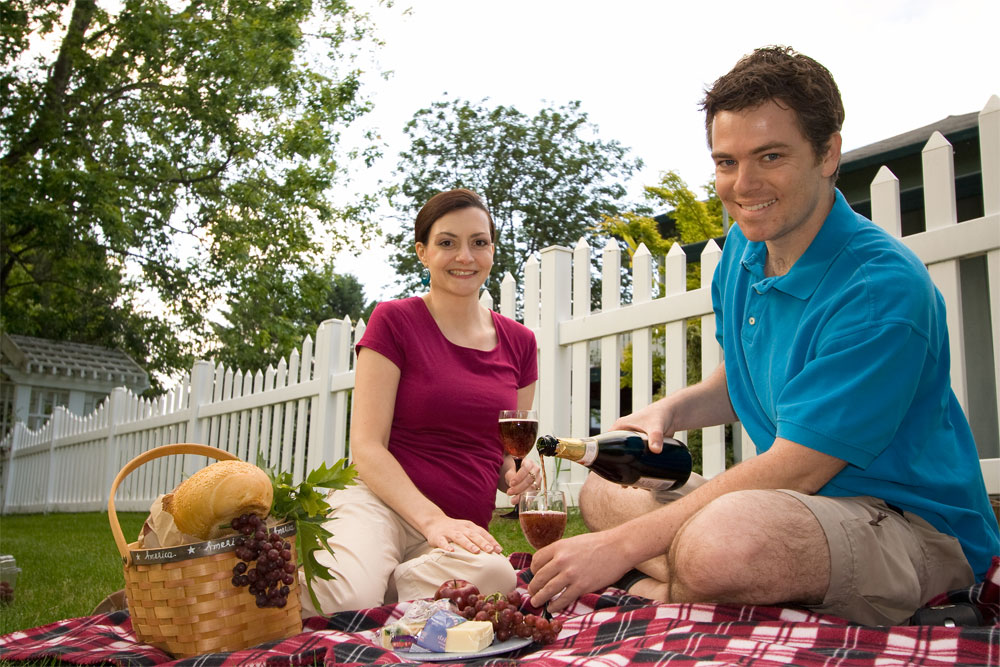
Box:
[711,100,841,254]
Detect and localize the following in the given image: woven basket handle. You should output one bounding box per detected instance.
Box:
[108,443,239,566]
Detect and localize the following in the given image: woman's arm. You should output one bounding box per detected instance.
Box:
[350,347,501,554]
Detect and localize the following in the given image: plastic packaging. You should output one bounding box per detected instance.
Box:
[0,554,21,604]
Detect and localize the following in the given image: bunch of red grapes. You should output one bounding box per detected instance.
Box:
[454,590,562,644]
[230,513,296,608]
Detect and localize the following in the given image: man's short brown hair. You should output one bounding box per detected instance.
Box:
[700,45,845,163]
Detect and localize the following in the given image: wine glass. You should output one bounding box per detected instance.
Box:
[518,489,567,550]
[498,409,538,519]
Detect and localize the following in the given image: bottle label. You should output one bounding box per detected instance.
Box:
[579,440,598,466]
[633,476,674,491]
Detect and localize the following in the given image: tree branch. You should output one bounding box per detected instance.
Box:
[2,0,97,168]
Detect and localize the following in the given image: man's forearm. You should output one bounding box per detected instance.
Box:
[665,363,737,432]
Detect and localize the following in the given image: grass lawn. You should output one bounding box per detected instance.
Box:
[0,508,587,636]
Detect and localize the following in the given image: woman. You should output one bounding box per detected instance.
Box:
[301,189,540,616]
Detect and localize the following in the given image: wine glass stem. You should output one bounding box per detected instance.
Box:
[499,458,522,519]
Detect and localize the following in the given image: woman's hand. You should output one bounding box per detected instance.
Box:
[423,515,503,555]
[505,456,541,506]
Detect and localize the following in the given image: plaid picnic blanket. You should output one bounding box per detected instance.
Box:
[1,553,997,666]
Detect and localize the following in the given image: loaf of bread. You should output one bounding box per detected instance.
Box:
[162,460,272,540]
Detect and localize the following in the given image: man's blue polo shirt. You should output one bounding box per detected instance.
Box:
[711,189,999,580]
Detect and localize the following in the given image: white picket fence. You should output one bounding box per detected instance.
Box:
[2,96,999,515]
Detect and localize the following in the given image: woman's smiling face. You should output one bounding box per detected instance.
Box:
[416,206,494,295]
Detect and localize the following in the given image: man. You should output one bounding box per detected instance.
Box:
[527,46,999,626]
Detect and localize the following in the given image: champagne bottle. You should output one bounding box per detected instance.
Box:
[535,430,691,491]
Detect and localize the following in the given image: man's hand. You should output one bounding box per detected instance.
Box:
[527,530,632,612]
[612,401,675,453]
[612,364,735,453]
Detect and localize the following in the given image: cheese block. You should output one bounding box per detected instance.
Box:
[445,621,495,652]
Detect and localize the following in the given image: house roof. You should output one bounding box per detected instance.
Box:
[1,334,149,390]
[840,111,980,173]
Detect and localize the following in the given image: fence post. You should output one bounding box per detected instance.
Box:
[307,318,350,474]
[922,131,967,410]
[631,243,654,412]
[923,132,958,228]
[979,95,999,218]
[538,245,572,496]
[500,272,516,319]
[524,255,541,419]
[184,360,216,477]
[664,243,688,446]
[980,95,1000,438]
[524,256,540,330]
[870,166,902,236]
[1,423,25,513]
[100,388,128,510]
[700,241,726,477]
[600,239,621,429]
[567,238,592,499]
[570,239,591,440]
[45,407,67,512]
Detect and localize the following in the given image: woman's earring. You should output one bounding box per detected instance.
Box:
[420,268,430,287]
[482,272,491,289]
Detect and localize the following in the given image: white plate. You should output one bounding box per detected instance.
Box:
[395,636,533,662]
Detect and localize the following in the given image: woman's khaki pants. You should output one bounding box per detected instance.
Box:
[299,480,516,617]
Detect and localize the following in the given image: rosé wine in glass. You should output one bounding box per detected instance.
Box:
[498,410,538,458]
[519,489,567,550]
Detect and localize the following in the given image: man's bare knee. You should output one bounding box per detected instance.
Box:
[669,502,744,601]
[669,490,829,605]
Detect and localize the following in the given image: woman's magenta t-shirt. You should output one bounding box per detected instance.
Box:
[355,297,538,529]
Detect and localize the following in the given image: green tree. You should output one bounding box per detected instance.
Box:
[1,0,385,388]
[600,170,723,293]
[388,98,642,301]
[209,266,373,373]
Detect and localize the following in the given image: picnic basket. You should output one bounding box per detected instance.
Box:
[108,443,303,658]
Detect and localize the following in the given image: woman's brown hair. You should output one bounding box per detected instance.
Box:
[414,189,496,245]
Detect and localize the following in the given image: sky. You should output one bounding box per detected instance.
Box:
[334,0,999,302]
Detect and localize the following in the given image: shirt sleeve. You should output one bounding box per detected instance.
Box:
[355,302,406,370]
[517,326,538,389]
[775,322,931,468]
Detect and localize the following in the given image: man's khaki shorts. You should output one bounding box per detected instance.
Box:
[775,491,972,625]
[655,477,973,625]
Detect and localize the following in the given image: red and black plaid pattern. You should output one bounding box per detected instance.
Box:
[1,555,996,666]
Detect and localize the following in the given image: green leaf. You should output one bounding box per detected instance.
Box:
[256,453,357,613]
[307,459,359,490]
